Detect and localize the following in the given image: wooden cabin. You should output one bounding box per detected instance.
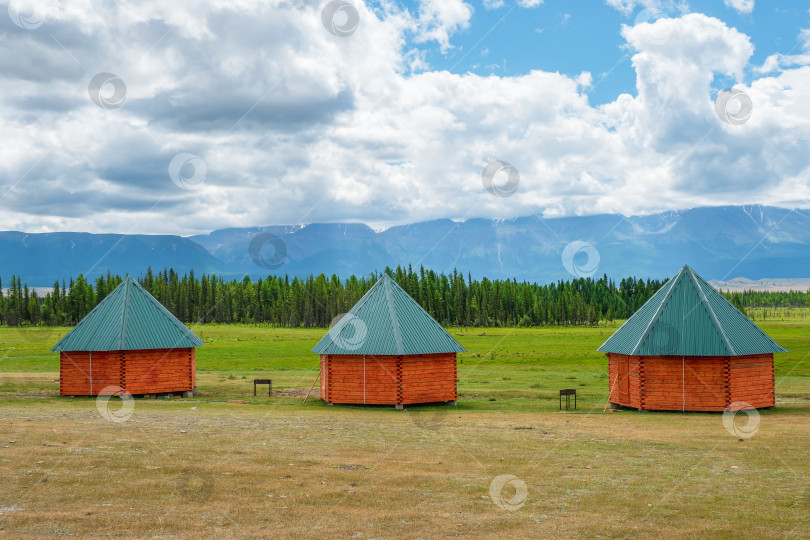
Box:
[312,274,465,409]
[598,265,787,412]
[51,276,203,396]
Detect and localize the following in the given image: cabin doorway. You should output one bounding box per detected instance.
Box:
[617,356,629,403]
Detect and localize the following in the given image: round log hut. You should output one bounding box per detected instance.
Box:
[52,276,203,396]
[312,274,465,409]
[598,265,787,412]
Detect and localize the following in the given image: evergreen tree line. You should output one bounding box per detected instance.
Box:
[722,289,810,309]
[0,267,807,329]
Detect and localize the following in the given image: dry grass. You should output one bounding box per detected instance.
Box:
[2,323,809,537]
[1,399,809,538]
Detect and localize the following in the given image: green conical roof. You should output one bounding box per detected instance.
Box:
[598,265,787,357]
[51,276,203,352]
[312,274,465,356]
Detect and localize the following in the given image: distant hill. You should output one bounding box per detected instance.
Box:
[708,277,810,292]
[2,205,809,286]
[0,232,222,286]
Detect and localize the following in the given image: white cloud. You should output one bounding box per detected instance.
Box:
[413,0,473,53]
[605,0,660,16]
[0,3,809,237]
[724,0,754,14]
[485,0,542,8]
[756,27,810,73]
[605,0,688,16]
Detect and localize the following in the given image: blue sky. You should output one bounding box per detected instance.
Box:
[402,0,809,103]
[1,0,809,235]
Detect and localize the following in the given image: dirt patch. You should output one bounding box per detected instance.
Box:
[271,388,320,399]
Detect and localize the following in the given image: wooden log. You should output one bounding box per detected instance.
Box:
[59,348,195,396]
[608,353,776,412]
[321,353,457,405]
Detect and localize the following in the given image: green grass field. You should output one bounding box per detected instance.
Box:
[2,321,809,409]
[1,322,809,538]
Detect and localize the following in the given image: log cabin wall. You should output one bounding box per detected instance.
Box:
[642,356,727,412]
[607,353,774,412]
[729,354,775,409]
[323,354,400,405]
[401,353,457,404]
[629,355,641,409]
[123,348,195,395]
[60,351,120,396]
[59,348,195,396]
[608,353,641,409]
[320,355,329,403]
[320,353,457,405]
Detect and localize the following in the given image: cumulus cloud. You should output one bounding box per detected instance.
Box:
[757,27,810,73]
[0,1,808,236]
[605,0,688,16]
[605,0,663,16]
[413,0,473,53]
[724,0,754,14]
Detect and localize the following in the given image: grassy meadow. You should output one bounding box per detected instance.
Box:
[1,320,809,537]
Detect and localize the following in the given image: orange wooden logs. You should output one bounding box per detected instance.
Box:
[607,353,774,411]
[59,348,195,396]
[319,353,457,406]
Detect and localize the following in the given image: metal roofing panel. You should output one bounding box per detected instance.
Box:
[695,272,787,355]
[598,265,787,356]
[596,272,679,355]
[312,274,466,355]
[51,276,203,352]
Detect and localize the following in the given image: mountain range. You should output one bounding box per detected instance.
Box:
[2,205,809,287]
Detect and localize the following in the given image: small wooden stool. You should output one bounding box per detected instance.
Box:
[559,389,576,410]
[254,379,272,396]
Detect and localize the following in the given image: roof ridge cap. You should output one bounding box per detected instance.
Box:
[51,277,123,352]
[687,268,736,355]
[384,277,404,355]
[316,275,396,351]
[130,277,202,348]
[119,277,133,350]
[390,277,463,348]
[348,275,386,315]
[631,267,683,355]
[692,270,785,352]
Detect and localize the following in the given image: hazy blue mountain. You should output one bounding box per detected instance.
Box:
[191,205,810,283]
[0,232,222,286]
[3,206,809,286]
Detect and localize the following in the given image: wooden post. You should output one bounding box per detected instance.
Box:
[302,371,320,404]
[604,373,619,412]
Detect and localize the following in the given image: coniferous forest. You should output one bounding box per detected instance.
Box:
[1,266,807,329]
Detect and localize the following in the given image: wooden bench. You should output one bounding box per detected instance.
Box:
[560,388,576,410]
[254,379,272,397]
